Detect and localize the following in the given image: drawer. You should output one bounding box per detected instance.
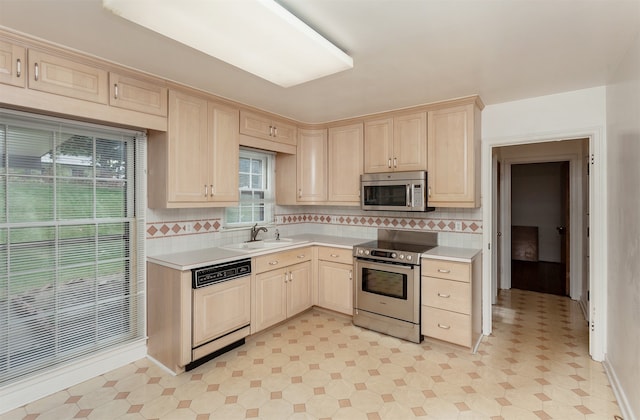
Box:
[317,246,353,265]
[422,306,471,348]
[421,258,470,282]
[422,276,471,314]
[254,246,312,273]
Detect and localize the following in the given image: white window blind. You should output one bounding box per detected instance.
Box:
[0,109,145,386]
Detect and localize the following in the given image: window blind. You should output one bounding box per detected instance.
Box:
[0,109,145,385]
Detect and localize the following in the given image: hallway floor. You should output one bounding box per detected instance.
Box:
[3,289,621,419]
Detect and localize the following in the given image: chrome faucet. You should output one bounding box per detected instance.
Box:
[249,224,268,242]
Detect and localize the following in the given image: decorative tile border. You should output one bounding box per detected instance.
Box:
[275,213,482,234]
[146,218,221,239]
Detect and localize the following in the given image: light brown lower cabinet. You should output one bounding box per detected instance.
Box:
[421,254,482,349]
[252,247,312,334]
[317,246,353,315]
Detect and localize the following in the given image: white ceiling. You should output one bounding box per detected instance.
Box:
[1,0,639,123]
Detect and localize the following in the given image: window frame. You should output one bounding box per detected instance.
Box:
[224,148,275,227]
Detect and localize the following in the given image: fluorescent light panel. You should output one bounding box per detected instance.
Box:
[102,0,353,87]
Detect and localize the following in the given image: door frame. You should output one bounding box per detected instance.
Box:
[482,128,606,361]
[500,154,582,299]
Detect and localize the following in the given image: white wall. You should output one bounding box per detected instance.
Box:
[511,162,565,262]
[605,32,640,420]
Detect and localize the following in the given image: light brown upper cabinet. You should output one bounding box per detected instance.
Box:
[296,128,328,202]
[427,102,481,208]
[364,112,427,173]
[148,90,239,208]
[109,72,168,116]
[27,49,109,104]
[0,39,26,88]
[240,110,297,147]
[328,123,363,204]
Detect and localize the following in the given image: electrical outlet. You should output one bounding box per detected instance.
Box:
[184,224,192,233]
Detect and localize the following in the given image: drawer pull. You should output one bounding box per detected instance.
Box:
[437,323,451,330]
[297,254,305,259]
[437,292,451,298]
[330,253,339,258]
[437,269,451,274]
[269,261,279,266]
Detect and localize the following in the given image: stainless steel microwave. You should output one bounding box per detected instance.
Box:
[361,170,435,212]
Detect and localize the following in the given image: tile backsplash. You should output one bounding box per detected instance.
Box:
[145,206,483,256]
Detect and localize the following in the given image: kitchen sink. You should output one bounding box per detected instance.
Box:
[221,238,295,253]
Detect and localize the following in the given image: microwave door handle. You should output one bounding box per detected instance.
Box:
[407,184,414,208]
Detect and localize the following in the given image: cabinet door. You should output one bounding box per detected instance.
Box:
[0,40,25,87]
[109,72,168,116]
[364,118,393,173]
[427,104,476,207]
[192,277,251,347]
[271,118,297,146]
[239,110,272,140]
[394,112,427,171]
[328,123,363,203]
[318,261,353,315]
[28,49,108,104]
[287,262,312,317]
[297,129,327,202]
[167,90,209,203]
[254,268,288,332]
[208,101,239,203]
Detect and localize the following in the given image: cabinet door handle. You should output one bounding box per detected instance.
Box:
[204,185,208,197]
[393,157,397,168]
[437,292,451,298]
[289,271,294,281]
[274,126,278,137]
[210,184,214,197]
[428,187,432,198]
[269,125,274,137]
[437,323,451,330]
[298,189,302,198]
[114,83,119,99]
[34,62,39,81]
[268,261,279,266]
[387,158,391,168]
[16,58,21,78]
[349,270,352,280]
[437,269,450,274]
[284,272,288,283]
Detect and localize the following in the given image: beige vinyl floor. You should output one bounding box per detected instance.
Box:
[2,289,621,419]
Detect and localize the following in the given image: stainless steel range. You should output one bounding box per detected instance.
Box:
[353,229,437,343]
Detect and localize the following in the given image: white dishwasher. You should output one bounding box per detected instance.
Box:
[189,258,251,370]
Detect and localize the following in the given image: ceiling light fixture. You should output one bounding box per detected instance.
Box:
[102,0,353,88]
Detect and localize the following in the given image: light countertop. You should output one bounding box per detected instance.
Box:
[147,234,481,271]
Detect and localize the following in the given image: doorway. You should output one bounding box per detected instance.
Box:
[510,161,570,296]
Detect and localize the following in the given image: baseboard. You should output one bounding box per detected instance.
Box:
[0,340,147,415]
[604,355,637,420]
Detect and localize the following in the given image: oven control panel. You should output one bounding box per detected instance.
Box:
[354,247,419,265]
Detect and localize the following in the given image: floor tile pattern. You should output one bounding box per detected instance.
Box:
[2,289,621,419]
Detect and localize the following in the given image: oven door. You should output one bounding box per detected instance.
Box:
[354,258,420,323]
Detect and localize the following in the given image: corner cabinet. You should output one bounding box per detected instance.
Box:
[148,90,239,208]
[364,112,427,173]
[328,123,363,204]
[427,100,482,208]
